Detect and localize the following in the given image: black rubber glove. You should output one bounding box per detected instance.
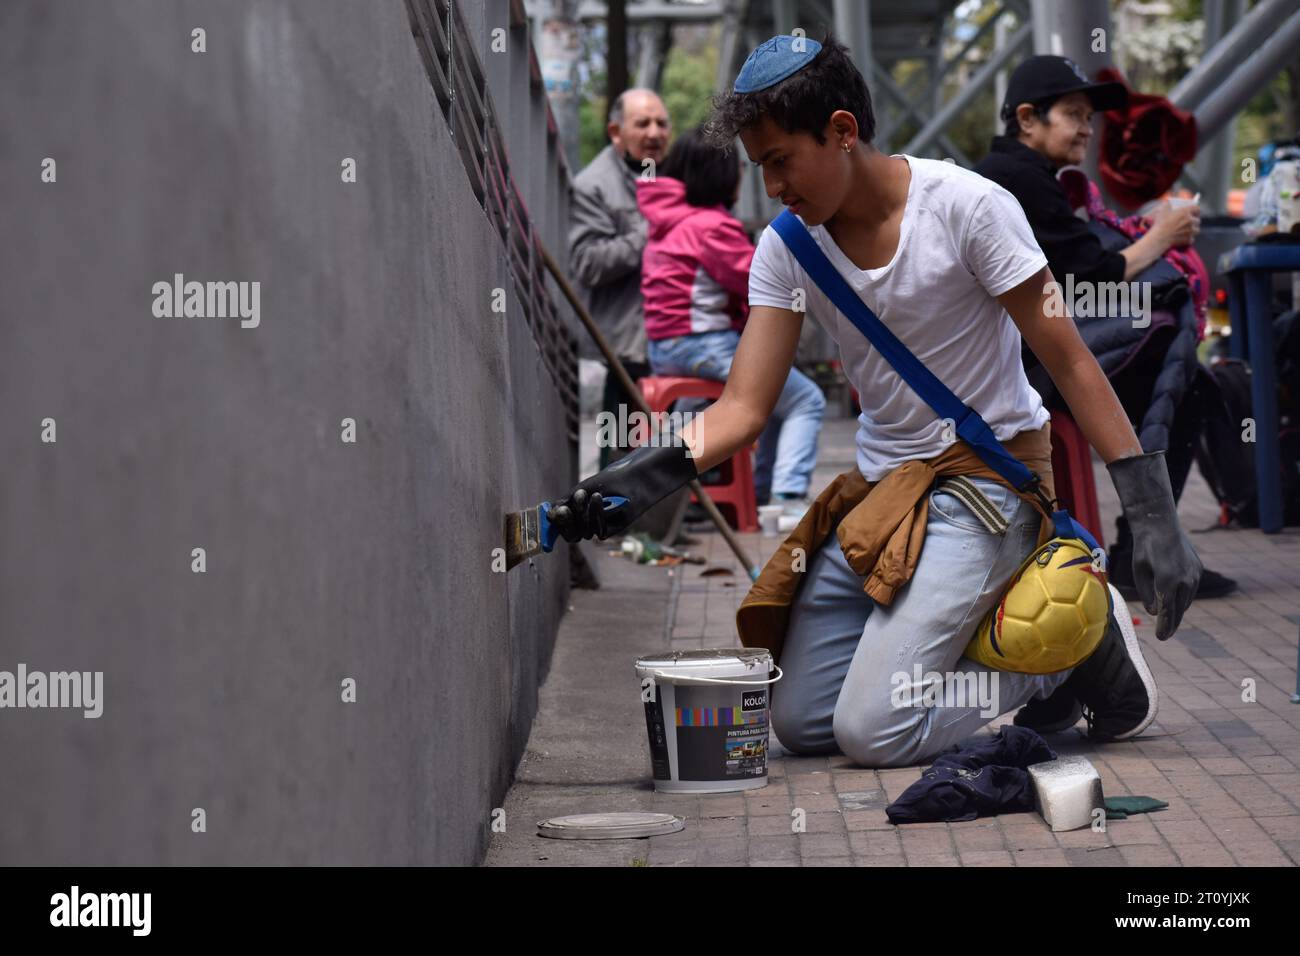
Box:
[549,439,699,543]
[1106,450,1203,640]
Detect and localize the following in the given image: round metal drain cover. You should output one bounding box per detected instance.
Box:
[536,811,685,840]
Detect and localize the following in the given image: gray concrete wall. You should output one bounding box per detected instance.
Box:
[0,0,576,865]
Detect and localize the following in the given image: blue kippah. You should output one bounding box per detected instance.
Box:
[733,34,823,93]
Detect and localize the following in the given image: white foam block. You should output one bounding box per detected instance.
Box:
[1028,755,1104,832]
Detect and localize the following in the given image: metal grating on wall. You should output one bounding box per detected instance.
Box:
[405,0,581,442]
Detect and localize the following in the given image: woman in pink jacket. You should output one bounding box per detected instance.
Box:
[637,127,825,513]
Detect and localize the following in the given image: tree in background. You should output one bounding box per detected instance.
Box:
[658,25,719,139]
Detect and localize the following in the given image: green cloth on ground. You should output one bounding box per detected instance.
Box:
[1105,795,1169,819]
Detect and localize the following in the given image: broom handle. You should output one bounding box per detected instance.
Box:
[537,240,760,582]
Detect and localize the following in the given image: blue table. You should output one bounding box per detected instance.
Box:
[1217,242,1300,534]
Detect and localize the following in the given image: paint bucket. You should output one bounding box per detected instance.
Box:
[633,648,782,793]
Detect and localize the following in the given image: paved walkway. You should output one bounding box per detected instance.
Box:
[485,413,1300,866]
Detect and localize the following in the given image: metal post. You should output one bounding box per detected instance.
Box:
[1169,0,1300,112]
[1243,271,1284,533]
[635,26,654,86]
[653,20,673,91]
[772,0,796,34]
[607,0,628,106]
[539,0,582,171]
[530,0,547,62]
[876,3,1013,144]
[1029,0,1112,77]
[1176,163,1205,197]
[1195,9,1300,143]
[903,21,1032,157]
[1029,0,1116,204]
[1194,0,1245,216]
[872,63,971,164]
[714,0,747,94]
[737,23,768,225]
[1029,0,1055,54]
[634,21,671,89]
[834,0,873,83]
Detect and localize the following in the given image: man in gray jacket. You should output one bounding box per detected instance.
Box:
[569,88,670,468]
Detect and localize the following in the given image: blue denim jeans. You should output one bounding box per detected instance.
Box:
[647,329,825,499]
[771,475,1074,768]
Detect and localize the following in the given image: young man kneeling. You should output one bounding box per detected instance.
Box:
[545,35,1201,767]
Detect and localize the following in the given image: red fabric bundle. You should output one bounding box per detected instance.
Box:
[1096,67,1198,210]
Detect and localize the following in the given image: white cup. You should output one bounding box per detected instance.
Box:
[758,505,784,536]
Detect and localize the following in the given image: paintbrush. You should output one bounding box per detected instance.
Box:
[503,495,628,570]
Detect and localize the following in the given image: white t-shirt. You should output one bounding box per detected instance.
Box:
[748,154,1051,482]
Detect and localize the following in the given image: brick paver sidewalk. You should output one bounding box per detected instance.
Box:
[486,414,1300,866]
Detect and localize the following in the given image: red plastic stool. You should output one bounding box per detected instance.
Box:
[1049,410,1105,550]
[636,376,759,532]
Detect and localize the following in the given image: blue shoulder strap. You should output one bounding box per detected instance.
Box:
[769,208,1099,550]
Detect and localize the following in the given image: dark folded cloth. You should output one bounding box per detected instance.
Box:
[885,725,1056,824]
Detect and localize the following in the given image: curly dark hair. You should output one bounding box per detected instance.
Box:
[701,33,875,152]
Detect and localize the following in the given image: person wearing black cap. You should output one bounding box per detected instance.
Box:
[975,55,1200,285]
[974,54,1235,606]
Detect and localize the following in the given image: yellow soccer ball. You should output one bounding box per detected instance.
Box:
[965,538,1111,675]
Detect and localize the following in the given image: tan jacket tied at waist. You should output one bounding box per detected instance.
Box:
[736,421,1057,667]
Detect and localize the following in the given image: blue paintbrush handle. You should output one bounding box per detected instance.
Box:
[539,495,629,553]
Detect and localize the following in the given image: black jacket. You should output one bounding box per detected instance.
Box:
[974,136,1126,286]
[885,726,1056,824]
[974,136,1198,455]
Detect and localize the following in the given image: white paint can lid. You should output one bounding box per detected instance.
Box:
[536,812,685,840]
[634,647,772,681]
